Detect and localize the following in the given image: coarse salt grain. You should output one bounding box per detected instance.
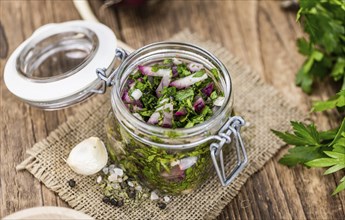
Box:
[108,173,118,182]
[114,168,124,177]
[102,167,109,174]
[111,183,120,189]
[164,196,170,203]
[150,191,159,200]
[127,181,134,187]
[96,176,102,183]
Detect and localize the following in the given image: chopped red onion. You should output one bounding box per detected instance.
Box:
[156,75,171,97]
[201,83,214,97]
[162,103,173,128]
[161,165,185,181]
[123,89,143,109]
[127,79,135,86]
[162,122,172,128]
[148,103,173,127]
[212,106,220,113]
[170,72,208,89]
[213,97,225,106]
[147,112,160,124]
[132,104,143,112]
[138,65,171,77]
[131,89,142,100]
[172,66,178,77]
[172,58,182,65]
[193,97,205,113]
[134,100,143,108]
[121,90,131,103]
[129,82,136,89]
[187,62,203,72]
[175,107,187,116]
[179,156,198,170]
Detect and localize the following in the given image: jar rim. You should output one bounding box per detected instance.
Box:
[111,42,232,141]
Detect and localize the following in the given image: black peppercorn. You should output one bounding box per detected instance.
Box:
[120,182,127,189]
[67,179,76,188]
[117,200,124,207]
[110,198,118,206]
[102,196,110,204]
[128,189,136,199]
[158,202,167,209]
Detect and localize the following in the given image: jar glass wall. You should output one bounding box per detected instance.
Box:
[105,42,233,194]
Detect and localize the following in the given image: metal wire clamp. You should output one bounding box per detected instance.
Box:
[90,48,128,94]
[210,116,248,186]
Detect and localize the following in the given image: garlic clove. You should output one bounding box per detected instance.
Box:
[66,137,108,176]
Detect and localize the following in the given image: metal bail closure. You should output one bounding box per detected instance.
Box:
[210,116,248,186]
[90,48,128,94]
[4,20,117,110]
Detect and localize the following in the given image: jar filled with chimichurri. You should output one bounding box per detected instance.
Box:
[4,21,247,195]
[105,42,247,194]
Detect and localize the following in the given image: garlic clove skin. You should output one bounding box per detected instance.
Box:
[66,137,108,176]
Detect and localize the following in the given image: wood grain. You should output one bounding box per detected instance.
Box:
[0,0,344,219]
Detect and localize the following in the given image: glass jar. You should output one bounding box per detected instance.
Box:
[104,42,247,194]
[4,21,247,195]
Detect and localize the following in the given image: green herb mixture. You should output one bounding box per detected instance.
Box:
[105,112,213,195]
[104,59,226,194]
[121,58,224,128]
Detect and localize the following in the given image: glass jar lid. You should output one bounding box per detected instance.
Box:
[4,20,117,109]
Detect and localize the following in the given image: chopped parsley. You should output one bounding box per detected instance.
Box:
[121,58,224,128]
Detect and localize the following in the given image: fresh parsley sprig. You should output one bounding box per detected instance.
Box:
[295,0,345,93]
[273,0,345,195]
[272,118,345,195]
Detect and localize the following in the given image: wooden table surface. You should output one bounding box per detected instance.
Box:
[1,0,344,219]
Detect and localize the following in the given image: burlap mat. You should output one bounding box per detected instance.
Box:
[17,30,304,220]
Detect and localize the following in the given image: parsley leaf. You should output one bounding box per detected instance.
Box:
[278,146,324,167]
[192,70,206,78]
[177,64,192,77]
[184,121,194,128]
[210,91,218,100]
[271,121,321,147]
[175,88,194,101]
[163,58,173,64]
[211,68,220,80]
[273,118,345,194]
[332,177,345,195]
[312,90,345,112]
[161,87,176,97]
[135,81,147,91]
[141,94,157,110]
